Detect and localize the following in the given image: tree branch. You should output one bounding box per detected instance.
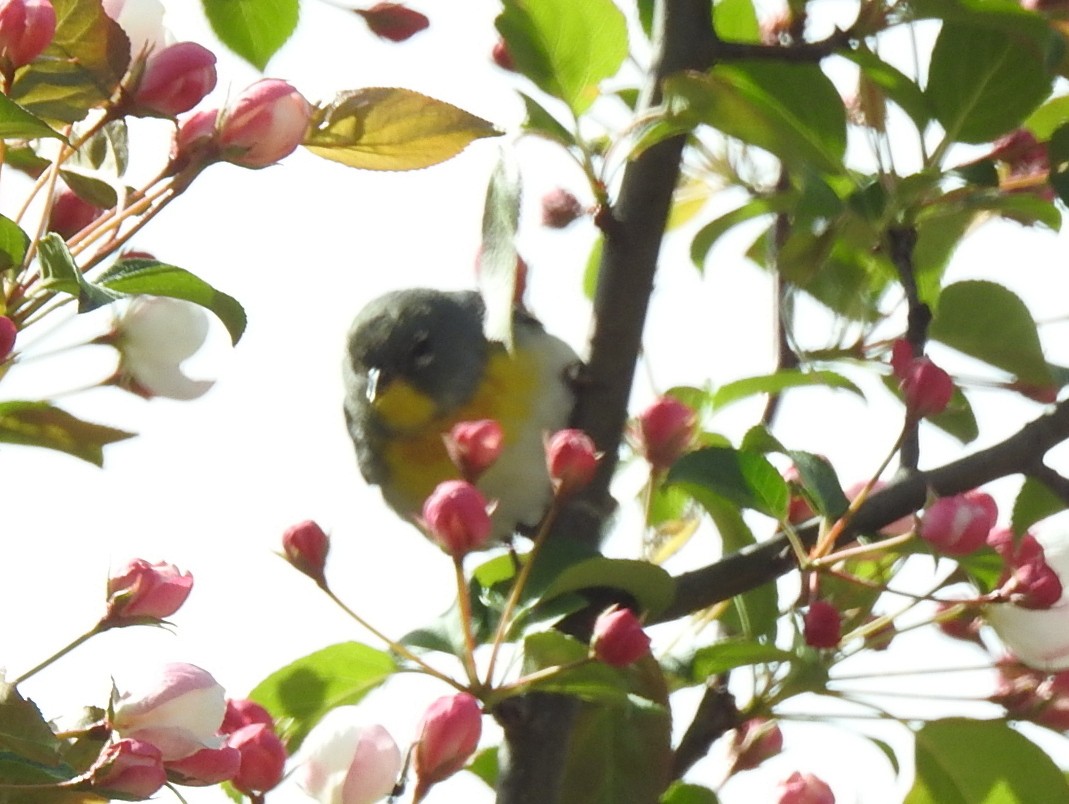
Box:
[657,399,1069,624]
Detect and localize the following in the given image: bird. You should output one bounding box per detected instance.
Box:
[343,288,579,540]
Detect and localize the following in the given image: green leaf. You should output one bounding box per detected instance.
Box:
[497,0,628,116]
[929,280,1051,385]
[518,92,576,146]
[479,154,522,351]
[1025,93,1069,139]
[467,746,499,789]
[713,0,760,42]
[928,386,980,444]
[10,0,130,125]
[926,24,1054,145]
[520,632,630,704]
[0,95,64,141]
[907,718,1069,803]
[786,450,849,519]
[59,170,118,210]
[690,196,784,270]
[658,64,846,174]
[661,782,720,804]
[844,45,932,132]
[1046,122,1069,205]
[689,639,794,679]
[249,642,397,752]
[667,447,789,519]
[0,215,29,272]
[0,402,134,465]
[583,235,602,300]
[542,558,675,618]
[304,88,502,171]
[38,233,120,311]
[1012,476,1067,534]
[97,257,248,345]
[200,0,298,70]
[712,369,862,410]
[0,682,63,767]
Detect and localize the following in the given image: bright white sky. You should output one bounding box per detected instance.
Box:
[4,2,1069,802]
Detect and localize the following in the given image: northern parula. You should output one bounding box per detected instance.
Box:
[343,288,579,539]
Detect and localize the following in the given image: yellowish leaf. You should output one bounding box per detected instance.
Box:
[303,87,502,171]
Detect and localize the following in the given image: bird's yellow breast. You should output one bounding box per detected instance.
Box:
[375,347,539,513]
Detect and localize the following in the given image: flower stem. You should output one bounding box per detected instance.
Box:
[452,556,481,688]
[13,622,105,685]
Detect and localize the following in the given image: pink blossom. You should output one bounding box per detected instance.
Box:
[777,771,836,803]
[356,2,429,41]
[590,605,652,667]
[282,519,330,586]
[228,722,287,795]
[541,188,584,228]
[0,315,15,362]
[920,491,997,556]
[420,480,492,556]
[636,396,697,470]
[444,419,503,481]
[414,693,482,797]
[165,745,240,786]
[890,340,953,418]
[731,718,783,772]
[295,709,401,804]
[546,428,599,496]
[104,558,193,621]
[111,663,227,760]
[0,0,55,71]
[47,188,103,240]
[221,698,275,735]
[133,41,217,117]
[218,78,311,168]
[803,600,841,649]
[90,739,166,798]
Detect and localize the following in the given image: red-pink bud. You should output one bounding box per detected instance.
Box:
[133,41,217,117]
[541,188,584,229]
[0,315,16,362]
[218,79,311,168]
[91,739,167,798]
[0,0,55,71]
[444,419,503,481]
[491,38,514,70]
[165,745,240,786]
[221,699,274,735]
[1004,557,1063,610]
[414,693,482,796]
[590,605,651,667]
[48,188,103,240]
[803,600,841,649]
[890,341,953,418]
[282,520,330,586]
[988,528,1044,564]
[356,2,429,41]
[731,718,783,772]
[784,465,816,524]
[546,428,599,496]
[920,491,997,557]
[776,771,836,804]
[421,480,492,556]
[104,559,193,621]
[228,722,287,795]
[637,396,697,470]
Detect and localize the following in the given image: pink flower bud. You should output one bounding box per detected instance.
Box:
[0,315,16,362]
[175,107,219,152]
[356,2,429,41]
[590,605,651,667]
[295,710,401,804]
[221,698,274,735]
[541,188,584,228]
[90,739,166,799]
[111,663,227,760]
[731,718,783,772]
[1003,557,1063,610]
[414,693,482,796]
[784,465,816,524]
[421,480,493,556]
[132,41,217,117]
[47,188,104,240]
[803,600,841,649]
[920,491,997,557]
[0,0,55,71]
[228,722,287,795]
[546,428,599,496]
[104,558,193,622]
[165,745,240,786]
[890,341,953,418]
[491,38,514,70]
[444,419,503,481]
[282,520,330,586]
[636,396,697,471]
[218,78,311,168]
[777,771,836,804]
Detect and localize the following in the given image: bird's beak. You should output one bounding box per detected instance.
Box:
[366,367,381,403]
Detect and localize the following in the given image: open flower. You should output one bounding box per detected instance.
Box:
[110,296,214,400]
[111,663,227,760]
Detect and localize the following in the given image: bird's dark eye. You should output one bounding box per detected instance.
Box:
[410,331,434,369]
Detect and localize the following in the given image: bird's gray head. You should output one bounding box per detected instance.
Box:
[344,289,489,429]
